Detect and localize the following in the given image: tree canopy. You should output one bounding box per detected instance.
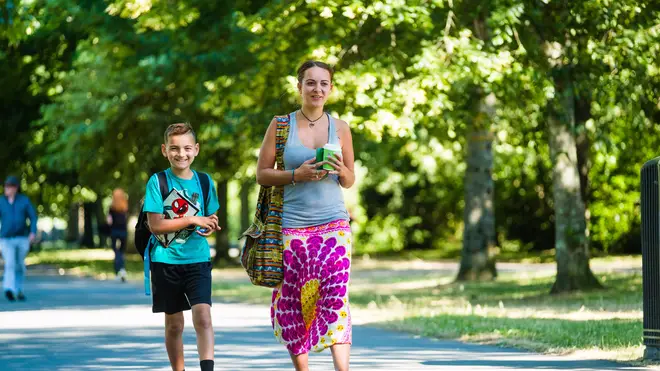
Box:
[1,0,658,262]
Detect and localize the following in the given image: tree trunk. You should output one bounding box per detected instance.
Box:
[81,202,96,248]
[548,74,601,293]
[213,180,231,265]
[456,93,497,281]
[94,198,107,248]
[66,202,80,243]
[574,97,591,206]
[240,181,251,234]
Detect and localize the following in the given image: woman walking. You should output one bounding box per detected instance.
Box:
[256,60,356,371]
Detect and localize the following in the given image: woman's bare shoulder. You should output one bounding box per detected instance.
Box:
[332,116,351,131]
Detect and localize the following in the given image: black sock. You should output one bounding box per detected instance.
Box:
[200,360,214,371]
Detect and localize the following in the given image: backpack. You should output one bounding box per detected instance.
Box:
[134,170,211,259]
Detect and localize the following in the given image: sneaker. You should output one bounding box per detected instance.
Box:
[118,268,127,283]
[5,290,15,302]
[17,292,26,301]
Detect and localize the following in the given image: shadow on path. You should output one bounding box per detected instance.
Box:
[0,273,649,370]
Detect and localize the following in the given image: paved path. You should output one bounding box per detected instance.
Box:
[0,273,650,371]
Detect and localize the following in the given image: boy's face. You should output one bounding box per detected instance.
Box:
[161,133,199,171]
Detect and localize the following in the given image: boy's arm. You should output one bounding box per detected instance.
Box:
[142,174,217,235]
[147,213,214,234]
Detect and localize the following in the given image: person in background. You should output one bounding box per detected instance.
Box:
[0,175,37,302]
[108,188,129,282]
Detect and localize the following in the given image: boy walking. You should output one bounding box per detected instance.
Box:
[144,123,221,371]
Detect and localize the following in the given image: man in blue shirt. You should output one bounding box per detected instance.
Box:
[0,175,37,302]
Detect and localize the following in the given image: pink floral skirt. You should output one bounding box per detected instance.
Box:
[271,219,352,355]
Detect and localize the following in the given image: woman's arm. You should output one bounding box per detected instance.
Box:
[256,118,327,186]
[327,119,356,188]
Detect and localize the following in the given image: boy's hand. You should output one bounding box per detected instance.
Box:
[195,215,222,236]
[192,215,216,230]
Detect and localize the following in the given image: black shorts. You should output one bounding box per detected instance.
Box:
[150,261,212,314]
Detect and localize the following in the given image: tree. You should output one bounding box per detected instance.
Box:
[457,94,497,280]
[546,73,600,292]
[516,0,659,291]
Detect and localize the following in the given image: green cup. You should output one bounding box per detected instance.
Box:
[321,143,341,170]
[316,147,324,165]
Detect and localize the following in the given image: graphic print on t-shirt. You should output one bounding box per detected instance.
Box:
[155,188,200,247]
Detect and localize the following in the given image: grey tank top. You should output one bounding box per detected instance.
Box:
[282,112,350,228]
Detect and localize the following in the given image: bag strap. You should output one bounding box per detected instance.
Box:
[156,171,169,200]
[196,171,211,214]
[245,115,290,225]
[274,114,291,170]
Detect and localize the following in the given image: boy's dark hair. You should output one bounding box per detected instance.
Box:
[164,123,196,144]
[297,60,334,83]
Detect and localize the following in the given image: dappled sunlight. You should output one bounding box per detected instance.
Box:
[26,248,115,265]
[352,277,451,293]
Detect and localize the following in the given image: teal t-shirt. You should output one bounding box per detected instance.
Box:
[143,168,219,264]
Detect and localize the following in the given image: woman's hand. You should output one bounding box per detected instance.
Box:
[324,153,349,178]
[295,157,328,182]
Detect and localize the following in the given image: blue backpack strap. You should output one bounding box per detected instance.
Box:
[194,171,211,215]
[157,171,169,199]
[144,171,170,296]
[143,237,155,295]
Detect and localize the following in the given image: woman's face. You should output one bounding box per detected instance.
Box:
[298,66,332,108]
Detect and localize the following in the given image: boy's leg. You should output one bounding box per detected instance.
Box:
[192,304,214,360]
[151,262,190,371]
[14,237,30,296]
[1,238,17,296]
[183,262,214,369]
[165,312,185,371]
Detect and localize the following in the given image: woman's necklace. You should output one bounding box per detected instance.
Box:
[300,109,324,128]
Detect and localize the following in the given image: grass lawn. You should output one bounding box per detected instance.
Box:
[25,248,144,280]
[26,248,646,363]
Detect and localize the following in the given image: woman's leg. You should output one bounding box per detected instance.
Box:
[289,352,309,371]
[330,344,351,371]
[110,236,121,274]
[118,236,127,271]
